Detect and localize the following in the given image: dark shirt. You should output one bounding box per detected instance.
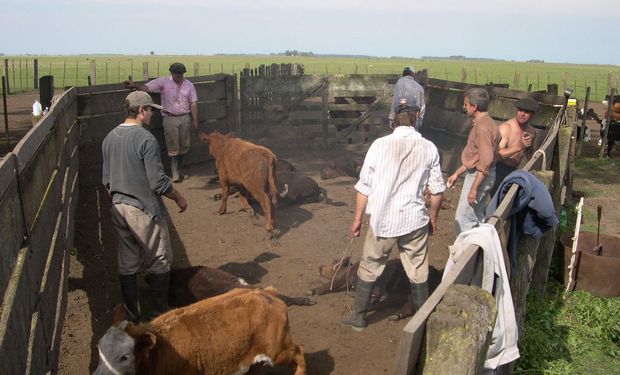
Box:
[102,124,172,219]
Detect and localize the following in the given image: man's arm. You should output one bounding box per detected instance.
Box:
[164,186,188,213]
[447,165,467,188]
[428,193,443,235]
[190,102,198,132]
[467,171,486,206]
[124,78,150,92]
[497,122,531,159]
[351,192,368,237]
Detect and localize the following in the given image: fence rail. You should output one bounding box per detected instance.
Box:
[2,57,618,101]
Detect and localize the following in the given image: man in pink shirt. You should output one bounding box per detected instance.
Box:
[126,63,198,182]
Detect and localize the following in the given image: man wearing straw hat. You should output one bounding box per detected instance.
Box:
[342,96,444,332]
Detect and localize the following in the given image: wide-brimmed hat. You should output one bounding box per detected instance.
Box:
[126,91,162,109]
[515,97,539,112]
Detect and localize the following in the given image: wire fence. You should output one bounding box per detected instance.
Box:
[2,57,619,102]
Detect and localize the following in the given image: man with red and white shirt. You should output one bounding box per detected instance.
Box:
[342,97,444,332]
[126,62,198,182]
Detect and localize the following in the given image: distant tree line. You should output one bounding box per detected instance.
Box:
[282,50,314,57]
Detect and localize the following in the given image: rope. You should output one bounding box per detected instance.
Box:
[533,149,547,170]
[329,237,355,293]
[98,347,123,375]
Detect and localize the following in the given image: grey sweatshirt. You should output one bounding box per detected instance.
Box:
[102,124,172,219]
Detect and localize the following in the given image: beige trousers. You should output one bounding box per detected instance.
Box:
[357,224,429,284]
[110,203,172,275]
[162,114,191,156]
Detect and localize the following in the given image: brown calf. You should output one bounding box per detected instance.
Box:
[169,265,315,307]
[95,288,306,375]
[199,131,278,232]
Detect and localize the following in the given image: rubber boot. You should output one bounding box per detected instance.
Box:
[177,154,189,180]
[411,281,429,313]
[341,279,374,332]
[145,272,171,320]
[170,156,181,182]
[119,274,141,323]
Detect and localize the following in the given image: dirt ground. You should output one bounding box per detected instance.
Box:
[2,91,618,374]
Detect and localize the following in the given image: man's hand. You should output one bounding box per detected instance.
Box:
[446,174,458,189]
[351,218,363,237]
[522,132,533,148]
[191,119,198,132]
[175,196,188,213]
[467,187,478,206]
[429,218,437,236]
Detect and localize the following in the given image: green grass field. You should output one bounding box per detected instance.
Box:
[2,54,619,101]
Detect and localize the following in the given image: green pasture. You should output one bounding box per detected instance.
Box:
[2,54,619,101]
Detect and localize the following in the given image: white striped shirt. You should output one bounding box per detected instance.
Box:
[355,126,445,237]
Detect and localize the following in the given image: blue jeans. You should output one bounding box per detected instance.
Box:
[454,168,496,235]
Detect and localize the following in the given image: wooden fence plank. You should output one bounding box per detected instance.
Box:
[25,311,47,375]
[0,247,34,375]
[0,154,25,300]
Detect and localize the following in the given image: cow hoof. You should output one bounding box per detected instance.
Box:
[303,298,317,306]
[387,312,413,322]
[217,209,226,215]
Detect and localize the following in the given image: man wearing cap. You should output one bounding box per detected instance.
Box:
[125,62,198,182]
[389,66,426,130]
[447,88,500,235]
[102,91,188,322]
[490,97,539,196]
[342,98,444,332]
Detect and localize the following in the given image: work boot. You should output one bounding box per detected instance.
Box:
[119,274,141,323]
[177,154,189,180]
[170,156,181,182]
[411,281,429,312]
[145,272,171,320]
[341,279,374,332]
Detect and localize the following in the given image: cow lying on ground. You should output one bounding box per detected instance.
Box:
[95,289,306,375]
[309,257,415,321]
[320,156,363,179]
[277,170,331,206]
[198,131,278,232]
[169,265,315,307]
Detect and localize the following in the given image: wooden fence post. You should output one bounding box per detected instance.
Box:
[600,88,616,158]
[562,72,568,92]
[461,68,467,83]
[142,62,149,81]
[421,285,496,375]
[514,70,520,89]
[33,59,39,90]
[321,80,329,147]
[576,86,591,156]
[3,59,10,94]
[89,59,97,86]
[2,75,9,150]
[529,170,555,298]
[193,63,199,76]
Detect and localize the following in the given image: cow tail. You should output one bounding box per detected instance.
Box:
[268,158,278,206]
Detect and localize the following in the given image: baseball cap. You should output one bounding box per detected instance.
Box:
[126,91,162,109]
[515,97,539,112]
[169,62,187,74]
[403,66,415,74]
[396,96,420,113]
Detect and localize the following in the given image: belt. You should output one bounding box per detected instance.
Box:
[163,112,190,117]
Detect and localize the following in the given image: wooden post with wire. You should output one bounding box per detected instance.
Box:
[576,86,591,156]
[2,75,9,151]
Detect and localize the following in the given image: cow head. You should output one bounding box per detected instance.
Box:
[93,305,157,375]
[197,131,237,158]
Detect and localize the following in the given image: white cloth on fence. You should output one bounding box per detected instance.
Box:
[443,223,519,370]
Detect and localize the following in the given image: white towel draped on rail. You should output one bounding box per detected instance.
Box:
[443,223,520,370]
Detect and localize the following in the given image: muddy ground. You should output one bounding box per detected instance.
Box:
[2,91,618,374]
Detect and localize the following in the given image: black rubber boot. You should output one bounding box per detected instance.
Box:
[411,281,429,312]
[119,274,140,323]
[145,272,171,320]
[341,279,374,332]
[170,156,181,182]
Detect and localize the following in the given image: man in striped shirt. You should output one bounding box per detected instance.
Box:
[342,98,445,332]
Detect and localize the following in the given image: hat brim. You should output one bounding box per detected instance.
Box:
[150,103,163,110]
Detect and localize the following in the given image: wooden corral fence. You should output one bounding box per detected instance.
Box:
[240,64,403,145]
[77,73,238,168]
[394,88,573,374]
[0,88,79,375]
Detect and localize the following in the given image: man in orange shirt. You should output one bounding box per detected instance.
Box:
[447,88,500,235]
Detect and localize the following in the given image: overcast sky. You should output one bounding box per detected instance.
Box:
[0,0,617,65]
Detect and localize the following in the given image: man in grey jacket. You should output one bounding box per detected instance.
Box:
[102,91,188,321]
[389,66,426,130]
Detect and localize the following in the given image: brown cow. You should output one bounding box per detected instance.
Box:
[199,131,278,232]
[94,289,306,375]
[169,265,315,307]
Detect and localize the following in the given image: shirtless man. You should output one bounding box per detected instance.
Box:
[490,97,539,196]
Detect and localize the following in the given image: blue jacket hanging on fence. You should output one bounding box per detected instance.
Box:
[485,170,559,275]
